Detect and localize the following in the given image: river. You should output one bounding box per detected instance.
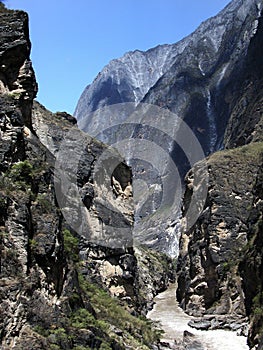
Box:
[147,284,249,350]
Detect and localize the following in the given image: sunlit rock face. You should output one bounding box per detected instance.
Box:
[0,8,37,127]
[74,44,177,115]
[75,0,263,255]
[0,6,174,349]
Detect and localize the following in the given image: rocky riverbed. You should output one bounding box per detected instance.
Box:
[147,284,249,350]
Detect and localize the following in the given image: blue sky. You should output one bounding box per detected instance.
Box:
[6,0,231,115]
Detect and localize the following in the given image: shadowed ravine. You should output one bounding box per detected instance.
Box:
[147,284,249,350]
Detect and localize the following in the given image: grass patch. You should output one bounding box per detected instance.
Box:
[209,142,263,164]
[78,273,163,348]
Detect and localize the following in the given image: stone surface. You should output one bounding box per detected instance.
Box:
[239,154,263,348]
[176,142,263,346]
[176,6,263,347]
[1,1,263,349]
[0,5,173,349]
[0,6,37,127]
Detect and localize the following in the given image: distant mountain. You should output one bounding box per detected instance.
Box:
[75,0,263,254]
[74,44,178,115]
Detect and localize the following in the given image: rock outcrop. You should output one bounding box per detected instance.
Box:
[0,5,37,127]
[0,5,174,349]
[75,0,263,254]
[176,4,263,347]
[1,0,263,348]
[177,143,263,333]
[239,156,263,349]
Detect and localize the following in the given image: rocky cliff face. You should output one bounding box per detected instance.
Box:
[177,143,263,328]
[1,0,263,348]
[240,158,263,349]
[0,5,174,349]
[0,5,37,127]
[176,5,263,347]
[75,0,263,254]
[31,100,175,314]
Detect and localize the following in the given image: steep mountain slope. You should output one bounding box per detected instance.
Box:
[74,44,178,116]
[240,159,263,349]
[1,0,262,349]
[0,5,174,349]
[75,0,262,154]
[75,0,263,254]
[142,0,262,152]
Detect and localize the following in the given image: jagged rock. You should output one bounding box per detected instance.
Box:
[177,142,263,344]
[33,105,134,249]
[188,319,211,331]
[239,154,263,348]
[31,100,174,310]
[183,330,205,350]
[0,5,172,349]
[134,246,176,314]
[176,12,263,341]
[1,0,263,349]
[175,5,263,343]
[223,15,263,148]
[0,7,37,127]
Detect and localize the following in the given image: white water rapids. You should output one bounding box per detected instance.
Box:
[147,284,249,350]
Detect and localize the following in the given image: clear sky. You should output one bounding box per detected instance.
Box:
[6,0,231,115]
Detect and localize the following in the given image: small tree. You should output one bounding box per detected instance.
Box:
[9,160,33,183]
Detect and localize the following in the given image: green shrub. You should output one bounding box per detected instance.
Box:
[99,343,112,350]
[63,229,79,262]
[51,327,68,341]
[9,160,33,182]
[77,273,162,347]
[70,308,97,329]
[29,238,37,249]
[36,193,53,213]
[254,307,263,316]
[49,345,60,350]
[34,325,49,337]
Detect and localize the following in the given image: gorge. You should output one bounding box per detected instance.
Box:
[0,0,263,349]
[75,0,263,255]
